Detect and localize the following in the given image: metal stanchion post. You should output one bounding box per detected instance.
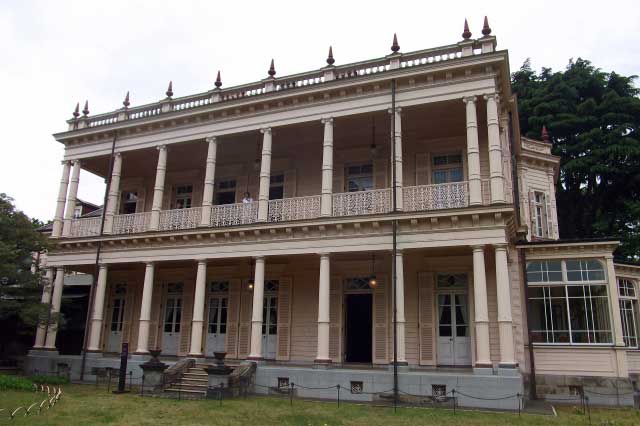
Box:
[585,395,591,425]
[178,375,182,401]
[290,383,294,406]
[129,371,132,391]
[452,389,456,415]
[107,370,112,393]
[337,384,340,408]
[140,375,145,396]
[517,393,521,416]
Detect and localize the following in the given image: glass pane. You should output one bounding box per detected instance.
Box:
[456,326,468,337]
[439,325,452,337]
[269,186,284,200]
[449,168,463,182]
[432,170,446,184]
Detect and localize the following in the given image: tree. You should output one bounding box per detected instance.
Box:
[0,193,55,342]
[512,59,640,260]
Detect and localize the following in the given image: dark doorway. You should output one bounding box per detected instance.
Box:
[345,294,372,363]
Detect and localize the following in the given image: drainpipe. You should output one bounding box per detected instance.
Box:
[391,78,398,410]
[509,111,537,399]
[80,130,118,381]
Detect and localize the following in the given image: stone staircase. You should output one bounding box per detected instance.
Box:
[165,360,245,399]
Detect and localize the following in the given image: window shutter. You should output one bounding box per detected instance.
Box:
[147,283,162,351]
[237,281,253,358]
[415,153,429,185]
[115,191,122,215]
[162,186,172,210]
[329,275,343,362]
[544,193,554,239]
[418,272,435,365]
[179,281,195,356]
[529,191,537,237]
[247,173,259,202]
[225,279,241,358]
[283,169,297,198]
[374,158,388,189]
[100,283,112,351]
[373,274,388,364]
[235,175,248,204]
[333,163,344,193]
[121,285,135,345]
[276,277,292,360]
[135,189,146,214]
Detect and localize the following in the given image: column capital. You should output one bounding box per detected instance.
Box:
[71,159,82,166]
[604,254,615,260]
[144,261,155,267]
[260,127,272,135]
[483,92,500,102]
[156,144,167,151]
[98,263,108,270]
[318,252,331,258]
[463,95,477,104]
[195,258,208,266]
[205,135,217,143]
[253,255,265,261]
[114,152,122,158]
[321,117,334,125]
[387,107,402,115]
[471,244,485,252]
[394,249,404,256]
[493,243,508,251]
[60,160,71,166]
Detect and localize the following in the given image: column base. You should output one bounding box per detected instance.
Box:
[247,356,264,361]
[473,364,494,375]
[498,363,520,376]
[188,354,205,358]
[85,349,103,354]
[313,359,332,369]
[387,361,409,372]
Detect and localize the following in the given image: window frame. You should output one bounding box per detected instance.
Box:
[173,184,194,209]
[120,190,140,215]
[618,278,639,349]
[526,258,613,346]
[430,152,464,185]
[345,163,374,192]
[269,173,285,200]
[215,179,237,205]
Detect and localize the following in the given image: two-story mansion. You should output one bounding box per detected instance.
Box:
[28,19,640,408]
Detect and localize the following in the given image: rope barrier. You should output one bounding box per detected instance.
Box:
[452,389,521,401]
[583,388,636,397]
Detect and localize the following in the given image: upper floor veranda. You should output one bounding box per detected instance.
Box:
[49,19,520,242]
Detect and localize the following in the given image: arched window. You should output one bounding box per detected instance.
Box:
[619,278,639,348]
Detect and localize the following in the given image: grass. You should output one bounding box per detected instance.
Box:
[0,374,69,391]
[0,384,639,425]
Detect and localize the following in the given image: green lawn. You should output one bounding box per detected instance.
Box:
[0,384,638,425]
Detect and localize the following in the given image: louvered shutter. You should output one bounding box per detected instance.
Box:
[235,175,248,204]
[178,281,195,356]
[329,275,343,362]
[147,283,162,351]
[374,158,388,189]
[121,284,135,345]
[373,275,388,364]
[415,153,429,185]
[283,169,297,198]
[544,193,554,239]
[115,191,122,215]
[418,272,435,365]
[237,281,253,358]
[247,173,259,202]
[129,282,142,351]
[135,188,146,213]
[225,279,241,358]
[162,185,171,210]
[333,163,344,193]
[529,191,537,238]
[276,277,292,361]
[100,282,113,351]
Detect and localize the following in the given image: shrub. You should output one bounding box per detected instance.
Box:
[0,374,33,391]
[29,375,69,385]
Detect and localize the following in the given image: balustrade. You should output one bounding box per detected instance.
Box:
[112,212,151,234]
[332,189,391,217]
[268,195,321,222]
[158,207,202,231]
[69,217,101,237]
[210,202,257,227]
[403,182,469,212]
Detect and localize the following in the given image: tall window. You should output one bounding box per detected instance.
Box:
[527,259,612,345]
[432,154,463,184]
[216,180,236,205]
[532,191,549,238]
[120,191,139,214]
[269,174,284,200]
[346,164,373,192]
[619,278,639,348]
[174,185,193,209]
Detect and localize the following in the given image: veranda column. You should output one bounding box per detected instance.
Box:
[320,119,334,217]
[61,160,81,237]
[44,267,65,350]
[485,94,505,203]
[394,250,407,364]
[189,260,208,356]
[52,161,71,238]
[390,108,403,211]
[103,153,123,234]
[257,129,272,222]
[248,256,266,360]
[33,268,55,348]
[471,246,491,368]
[494,244,516,367]
[87,264,108,351]
[315,253,331,363]
[605,255,626,347]
[149,145,168,231]
[464,96,482,206]
[200,136,217,226]
[135,262,155,354]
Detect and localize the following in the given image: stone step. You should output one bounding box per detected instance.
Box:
[166,387,206,393]
[181,377,208,383]
[170,384,208,392]
[183,372,207,379]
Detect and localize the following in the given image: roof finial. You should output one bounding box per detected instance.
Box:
[82,100,89,116]
[166,81,173,98]
[268,59,276,77]
[72,102,80,119]
[215,71,222,88]
[391,33,400,53]
[541,125,550,142]
[462,19,472,39]
[482,16,492,36]
[326,46,335,66]
[123,91,130,108]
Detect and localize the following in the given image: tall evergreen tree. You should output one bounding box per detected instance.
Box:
[512,59,640,259]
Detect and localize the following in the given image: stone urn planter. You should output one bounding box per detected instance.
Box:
[140,349,168,389]
[205,352,233,398]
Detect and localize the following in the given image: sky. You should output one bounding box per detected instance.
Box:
[1,0,638,222]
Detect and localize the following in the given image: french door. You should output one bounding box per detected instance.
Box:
[262,295,278,359]
[162,283,183,355]
[437,292,471,366]
[107,290,126,353]
[206,296,228,356]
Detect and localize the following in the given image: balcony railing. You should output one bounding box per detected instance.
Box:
[158,207,202,231]
[332,188,392,217]
[62,180,508,238]
[210,202,257,227]
[403,182,468,212]
[268,195,321,222]
[112,212,151,234]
